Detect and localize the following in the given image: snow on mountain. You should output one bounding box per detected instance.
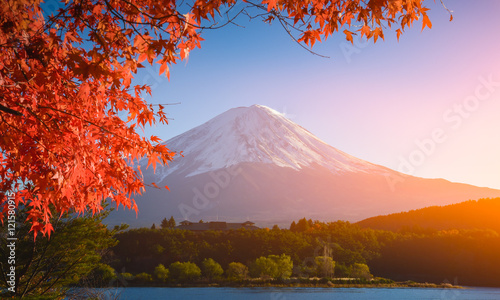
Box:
[150,104,385,180]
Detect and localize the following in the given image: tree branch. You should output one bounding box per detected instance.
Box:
[0,103,23,116]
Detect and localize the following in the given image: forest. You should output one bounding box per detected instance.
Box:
[3,199,500,298]
[108,199,500,287]
[111,219,386,281]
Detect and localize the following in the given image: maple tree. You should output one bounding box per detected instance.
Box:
[0,0,444,237]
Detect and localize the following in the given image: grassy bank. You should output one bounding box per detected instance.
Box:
[120,278,463,289]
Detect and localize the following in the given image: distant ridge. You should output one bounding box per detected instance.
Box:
[357,198,500,233]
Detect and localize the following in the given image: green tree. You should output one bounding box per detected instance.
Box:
[160,216,176,229]
[169,262,201,282]
[168,216,176,228]
[272,254,293,279]
[226,262,249,281]
[154,264,170,282]
[296,218,310,232]
[0,207,123,299]
[151,223,157,230]
[160,218,169,229]
[315,256,335,278]
[350,263,372,280]
[135,272,153,283]
[85,263,117,286]
[119,273,134,281]
[250,254,293,279]
[152,244,165,255]
[250,256,277,279]
[334,263,351,278]
[201,258,224,280]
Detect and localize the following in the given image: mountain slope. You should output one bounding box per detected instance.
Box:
[357,197,500,232]
[107,105,500,227]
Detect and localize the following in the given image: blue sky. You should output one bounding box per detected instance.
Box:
[134,0,500,190]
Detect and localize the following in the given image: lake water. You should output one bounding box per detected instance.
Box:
[77,287,500,300]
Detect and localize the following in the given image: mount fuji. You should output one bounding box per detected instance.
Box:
[107,105,500,227]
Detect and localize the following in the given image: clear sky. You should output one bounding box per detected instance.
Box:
[133,0,500,190]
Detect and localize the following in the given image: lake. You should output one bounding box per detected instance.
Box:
[71,287,500,300]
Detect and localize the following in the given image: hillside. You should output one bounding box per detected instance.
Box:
[357,198,500,232]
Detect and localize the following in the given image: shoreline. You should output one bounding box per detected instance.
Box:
[117,280,464,289]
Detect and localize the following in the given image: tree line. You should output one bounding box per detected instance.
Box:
[110,213,500,288]
[4,201,500,298]
[106,254,374,286]
[111,218,386,280]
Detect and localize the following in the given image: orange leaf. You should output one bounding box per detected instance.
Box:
[360,25,371,38]
[77,83,90,100]
[138,53,148,63]
[263,0,277,12]
[343,29,354,44]
[150,135,161,143]
[421,13,432,31]
[373,28,384,43]
[157,61,170,80]
[159,62,169,78]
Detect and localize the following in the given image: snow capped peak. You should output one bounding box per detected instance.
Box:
[248,104,284,115]
[210,104,286,127]
[152,105,384,179]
